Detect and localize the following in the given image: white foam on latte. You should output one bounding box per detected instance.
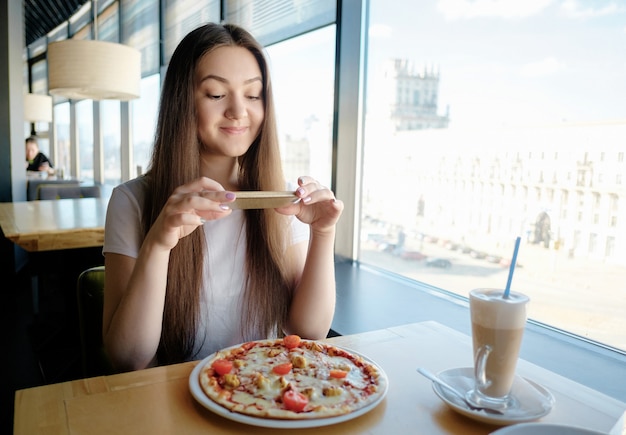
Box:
[470,289,529,329]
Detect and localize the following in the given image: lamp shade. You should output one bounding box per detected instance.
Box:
[24,93,53,122]
[48,39,141,101]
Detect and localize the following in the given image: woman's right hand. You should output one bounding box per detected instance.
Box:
[144,177,236,251]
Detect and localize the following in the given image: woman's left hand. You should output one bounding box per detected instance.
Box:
[278,176,344,234]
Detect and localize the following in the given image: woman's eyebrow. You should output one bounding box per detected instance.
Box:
[200,74,262,85]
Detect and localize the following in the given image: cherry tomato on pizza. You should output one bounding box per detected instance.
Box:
[272,362,293,375]
[283,335,301,349]
[283,390,309,412]
[211,359,233,376]
[329,369,348,378]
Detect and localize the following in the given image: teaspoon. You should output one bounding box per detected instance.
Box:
[416,367,504,415]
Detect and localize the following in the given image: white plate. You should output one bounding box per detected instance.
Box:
[189,342,389,429]
[431,367,555,426]
[490,423,606,435]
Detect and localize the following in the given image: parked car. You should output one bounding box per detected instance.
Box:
[469,250,487,259]
[460,246,472,254]
[499,258,522,268]
[401,250,427,260]
[444,241,460,251]
[485,254,502,264]
[425,258,452,268]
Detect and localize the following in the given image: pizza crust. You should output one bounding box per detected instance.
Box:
[198,337,386,420]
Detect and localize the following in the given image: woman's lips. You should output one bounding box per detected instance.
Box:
[221,126,248,135]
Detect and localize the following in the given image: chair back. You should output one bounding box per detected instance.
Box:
[27,179,79,200]
[76,266,112,377]
[38,184,81,199]
[38,184,101,200]
[78,185,101,198]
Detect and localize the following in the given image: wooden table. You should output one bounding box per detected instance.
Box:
[14,321,626,434]
[0,197,107,252]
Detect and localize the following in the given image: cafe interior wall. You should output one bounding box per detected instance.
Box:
[0,0,30,274]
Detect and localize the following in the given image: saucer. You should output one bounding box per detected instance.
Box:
[430,367,555,426]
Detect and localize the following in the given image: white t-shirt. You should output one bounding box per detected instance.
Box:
[103,176,310,359]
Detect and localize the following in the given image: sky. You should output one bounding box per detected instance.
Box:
[367,0,626,128]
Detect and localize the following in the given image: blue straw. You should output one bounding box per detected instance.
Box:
[503,236,521,299]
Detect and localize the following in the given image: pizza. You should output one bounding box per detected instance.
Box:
[197,335,387,420]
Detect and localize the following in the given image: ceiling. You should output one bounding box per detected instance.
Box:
[24,0,88,46]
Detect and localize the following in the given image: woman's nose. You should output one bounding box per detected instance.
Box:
[224,96,247,120]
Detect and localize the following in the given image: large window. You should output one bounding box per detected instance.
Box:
[225,0,335,46]
[266,25,336,188]
[163,0,220,63]
[53,102,71,174]
[76,100,94,182]
[28,58,51,155]
[132,74,160,176]
[102,100,122,185]
[121,0,160,76]
[360,0,626,351]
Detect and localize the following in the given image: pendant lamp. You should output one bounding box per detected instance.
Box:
[48,39,141,101]
[23,93,53,122]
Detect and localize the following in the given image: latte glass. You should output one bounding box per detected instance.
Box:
[467,288,529,410]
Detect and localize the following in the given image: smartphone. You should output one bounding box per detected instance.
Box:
[229,191,301,209]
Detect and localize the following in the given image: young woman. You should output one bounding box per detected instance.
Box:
[102,23,343,372]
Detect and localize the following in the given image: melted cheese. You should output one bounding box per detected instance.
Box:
[216,341,380,414]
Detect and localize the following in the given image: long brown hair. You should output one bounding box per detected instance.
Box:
[143,23,291,364]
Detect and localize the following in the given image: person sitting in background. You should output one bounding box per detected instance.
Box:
[25,136,53,172]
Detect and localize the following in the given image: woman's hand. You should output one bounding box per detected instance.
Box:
[143,177,236,251]
[278,176,344,234]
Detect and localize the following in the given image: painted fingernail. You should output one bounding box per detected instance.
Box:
[199,218,206,224]
[297,187,306,196]
[225,192,235,200]
[303,196,312,204]
[219,204,230,210]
